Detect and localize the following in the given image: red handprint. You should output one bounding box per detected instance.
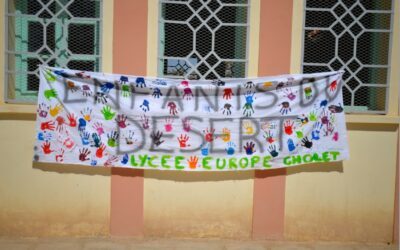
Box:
[284,120,294,135]
[67,113,77,127]
[115,114,129,128]
[63,137,75,150]
[167,102,178,115]
[79,148,91,161]
[329,80,337,92]
[56,116,65,132]
[183,87,193,100]
[55,149,65,162]
[41,120,55,131]
[223,88,234,100]
[177,134,190,148]
[96,143,106,158]
[187,156,198,169]
[41,141,54,154]
[203,128,215,142]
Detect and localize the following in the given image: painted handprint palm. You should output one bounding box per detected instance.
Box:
[187,156,198,169]
[101,105,116,120]
[107,130,119,147]
[243,141,256,155]
[177,134,190,148]
[151,131,164,146]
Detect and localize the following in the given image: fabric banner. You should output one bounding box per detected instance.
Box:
[33,66,349,171]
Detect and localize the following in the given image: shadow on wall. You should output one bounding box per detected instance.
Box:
[33,160,344,182]
[31,121,400,181]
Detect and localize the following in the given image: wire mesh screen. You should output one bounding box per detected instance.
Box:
[5,0,102,103]
[159,0,249,80]
[302,0,393,113]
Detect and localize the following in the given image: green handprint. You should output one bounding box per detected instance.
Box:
[101,105,116,120]
[44,70,57,82]
[44,89,58,100]
[107,130,119,147]
[309,111,317,122]
[121,84,131,97]
[295,130,303,139]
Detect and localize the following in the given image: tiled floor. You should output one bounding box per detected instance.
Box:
[0,238,397,250]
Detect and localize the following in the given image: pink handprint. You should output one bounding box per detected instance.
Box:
[164,117,174,132]
[182,117,191,132]
[93,122,104,135]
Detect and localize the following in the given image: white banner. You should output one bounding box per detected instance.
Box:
[33,66,349,171]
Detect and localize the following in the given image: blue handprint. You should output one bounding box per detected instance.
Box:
[312,122,323,140]
[120,75,129,84]
[90,159,97,166]
[121,154,129,165]
[91,133,101,147]
[80,131,90,145]
[287,139,296,152]
[78,118,86,131]
[152,87,162,98]
[225,142,236,155]
[136,77,146,88]
[201,143,210,156]
[37,131,53,141]
[320,99,328,108]
[53,70,69,77]
[101,82,114,93]
[140,99,150,112]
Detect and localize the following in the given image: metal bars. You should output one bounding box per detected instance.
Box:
[4,0,103,103]
[302,0,394,113]
[158,0,250,80]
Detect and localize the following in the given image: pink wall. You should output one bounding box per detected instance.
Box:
[111,0,147,237]
[252,0,293,240]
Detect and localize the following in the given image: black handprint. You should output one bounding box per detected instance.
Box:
[301,137,313,148]
[151,130,164,146]
[268,145,279,157]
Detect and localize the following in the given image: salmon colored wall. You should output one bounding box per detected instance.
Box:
[252,0,293,240]
[110,0,147,237]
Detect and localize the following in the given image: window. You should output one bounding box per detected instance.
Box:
[302,0,394,113]
[158,0,249,80]
[5,0,102,103]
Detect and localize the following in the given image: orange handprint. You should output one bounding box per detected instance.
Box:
[221,128,231,142]
[187,156,198,169]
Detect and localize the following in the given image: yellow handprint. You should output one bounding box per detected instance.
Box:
[263,81,273,88]
[49,104,62,117]
[221,128,231,142]
[244,121,254,135]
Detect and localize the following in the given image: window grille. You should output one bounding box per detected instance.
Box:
[5,0,102,103]
[158,0,249,80]
[302,0,394,113]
